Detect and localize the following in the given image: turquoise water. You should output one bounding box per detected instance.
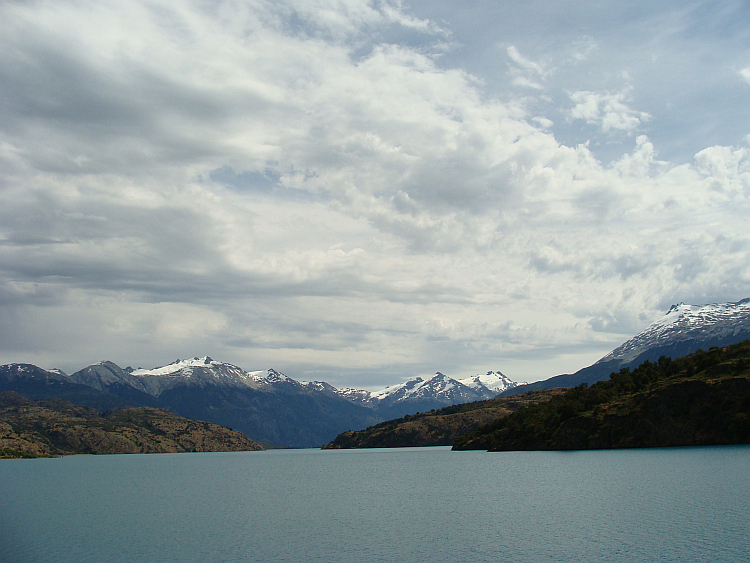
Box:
[1,446,749,562]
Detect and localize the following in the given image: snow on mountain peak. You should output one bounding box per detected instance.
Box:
[458,371,519,393]
[106,354,522,408]
[598,298,750,365]
[265,369,295,383]
[131,356,223,376]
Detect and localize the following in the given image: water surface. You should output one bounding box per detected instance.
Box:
[1,446,748,562]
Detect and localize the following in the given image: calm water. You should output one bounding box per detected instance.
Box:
[1,446,749,563]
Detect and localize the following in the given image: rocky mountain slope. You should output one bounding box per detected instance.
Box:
[455,340,750,451]
[502,298,750,396]
[0,391,263,458]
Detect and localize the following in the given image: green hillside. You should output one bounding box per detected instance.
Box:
[454,341,750,451]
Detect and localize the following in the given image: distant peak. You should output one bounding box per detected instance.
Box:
[266,368,290,381]
[666,303,685,314]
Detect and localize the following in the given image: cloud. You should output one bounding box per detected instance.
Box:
[568,38,598,63]
[0,0,748,384]
[567,87,651,133]
[507,46,546,76]
[506,45,548,89]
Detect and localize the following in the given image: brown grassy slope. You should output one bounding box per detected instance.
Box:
[323,388,567,449]
[0,392,263,458]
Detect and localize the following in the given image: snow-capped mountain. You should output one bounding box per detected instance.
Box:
[68,357,264,397]
[372,371,518,403]
[130,356,265,394]
[597,298,750,366]
[69,360,151,393]
[63,358,384,447]
[363,371,522,419]
[65,353,525,414]
[373,372,482,404]
[501,297,750,397]
[329,386,377,406]
[5,353,521,446]
[117,357,523,416]
[459,371,519,394]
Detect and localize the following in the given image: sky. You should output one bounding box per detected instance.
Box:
[1,0,749,389]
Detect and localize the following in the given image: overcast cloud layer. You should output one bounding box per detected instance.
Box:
[1,0,749,388]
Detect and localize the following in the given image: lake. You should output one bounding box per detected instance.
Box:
[1,445,749,562]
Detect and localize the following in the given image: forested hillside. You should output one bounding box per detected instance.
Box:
[323,388,566,448]
[454,341,750,451]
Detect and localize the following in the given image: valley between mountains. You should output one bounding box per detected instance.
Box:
[0,358,517,449]
[2,298,750,454]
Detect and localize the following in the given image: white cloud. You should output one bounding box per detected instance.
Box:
[568,87,651,133]
[507,46,546,76]
[0,0,748,384]
[568,38,598,62]
[506,45,548,90]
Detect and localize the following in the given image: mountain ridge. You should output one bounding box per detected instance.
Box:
[454,340,750,451]
[5,297,748,448]
[501,298,750,397]
[0,358,521,448]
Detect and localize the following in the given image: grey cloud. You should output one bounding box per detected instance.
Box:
[528,254,582,275]
[609,254,655,280]
[208,166,322,201]
[210,167,281,193]
[588,310,642,335]
[1,0,749,386]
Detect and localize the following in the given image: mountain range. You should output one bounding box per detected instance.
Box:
[2,297,749,449]
[0,358,518,448]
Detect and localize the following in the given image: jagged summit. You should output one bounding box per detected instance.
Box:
[372,372,464,401]
[459,371,519,393]
[3,357,521,448]
[265,368,294,383]
[370,370,518,408]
